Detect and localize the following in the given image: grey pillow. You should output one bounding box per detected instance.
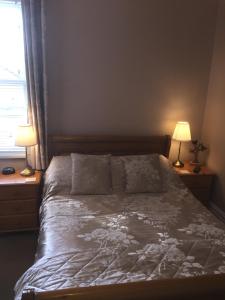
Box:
[70,153,112,195]
[110,156,126,193]
[122,154,162,193]
[44,156,72,193]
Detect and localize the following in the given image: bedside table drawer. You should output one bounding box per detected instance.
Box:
[174,164,215,206]
[190,188,211,206]
[0,171,42,232]
[0,184,38,201]
[0,214,38,232]
[0,199,37,216]
[180,175,213,189]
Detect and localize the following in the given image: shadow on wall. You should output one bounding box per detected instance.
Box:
[201,0,225,210]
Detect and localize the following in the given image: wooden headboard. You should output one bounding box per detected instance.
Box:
[48,135,171,160]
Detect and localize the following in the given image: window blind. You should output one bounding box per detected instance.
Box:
[0,0,27,158]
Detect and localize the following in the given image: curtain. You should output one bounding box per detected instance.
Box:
[21,0,48,170]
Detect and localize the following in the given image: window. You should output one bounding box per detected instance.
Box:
[0,0,27,158]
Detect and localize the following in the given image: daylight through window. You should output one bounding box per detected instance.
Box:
[0,0,27,158]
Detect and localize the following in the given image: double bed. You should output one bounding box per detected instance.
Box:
[16,135,225,300]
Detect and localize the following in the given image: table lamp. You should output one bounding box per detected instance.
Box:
[172,121,191,168]
[15,124,37,176]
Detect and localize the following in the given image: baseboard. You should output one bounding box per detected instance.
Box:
[209,202,225,223]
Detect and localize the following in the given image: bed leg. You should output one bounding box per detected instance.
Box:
[21,289,35,300]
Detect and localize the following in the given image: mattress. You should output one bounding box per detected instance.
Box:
[15,158,225,299]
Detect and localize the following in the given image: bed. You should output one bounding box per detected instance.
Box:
[16,135,225,300]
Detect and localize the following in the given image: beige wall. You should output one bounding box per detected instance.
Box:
[202,0,225,209]
[0,159,25,171]
[45,0,217,161]
[0,0,218,170]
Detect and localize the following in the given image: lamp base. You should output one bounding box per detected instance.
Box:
[20,166,35,177]
[173,160,184,168]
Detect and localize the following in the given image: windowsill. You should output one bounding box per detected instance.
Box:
[0,151,25,159]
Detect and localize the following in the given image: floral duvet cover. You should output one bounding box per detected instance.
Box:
[15,162,225,299]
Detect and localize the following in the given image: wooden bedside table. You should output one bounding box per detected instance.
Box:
[174,163,215,207]
[0,171,42,233]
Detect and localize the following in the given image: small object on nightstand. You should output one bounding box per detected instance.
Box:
[179,169,191,174]
[2,166,15,175]
[190,140,207,165]
[25,177,37,182]
[20,167,35,177]
[193,165,201,174]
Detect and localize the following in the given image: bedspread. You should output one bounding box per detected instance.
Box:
[15,171,225,299]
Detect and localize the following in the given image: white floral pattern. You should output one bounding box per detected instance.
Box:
[78,228,139,250]
[122,154,162,193]
[15,156,225,300]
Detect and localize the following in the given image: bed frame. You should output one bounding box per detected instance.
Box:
[21,274,225,300]
[48,135,171,159]
[21,135,225,300]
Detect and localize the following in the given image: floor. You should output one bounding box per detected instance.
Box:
[0,231,37,300]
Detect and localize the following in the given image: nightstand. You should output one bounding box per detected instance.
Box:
[0,171,42,233]
[174,163,215,207]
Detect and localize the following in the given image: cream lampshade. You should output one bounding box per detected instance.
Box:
[15,125,37,176]
[172,121,191,168]
[15,125,37,147]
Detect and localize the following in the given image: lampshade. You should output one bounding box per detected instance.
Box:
[172,121,191,142]
[15,125,37,147]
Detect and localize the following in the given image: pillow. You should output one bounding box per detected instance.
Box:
[122,154,162,193]
[44,156,72,193]
[159,154,184,190]
[110,156,126,193]
[70,153,112,195]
